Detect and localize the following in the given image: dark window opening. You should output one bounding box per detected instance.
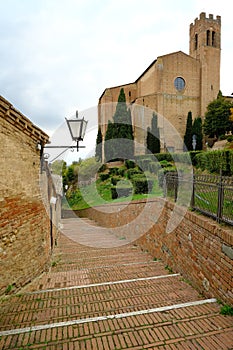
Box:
[195,33,198,50]
[212,31,216,47]
[211,85,213,90]
[129,91,131,97]
[206,30,210,46]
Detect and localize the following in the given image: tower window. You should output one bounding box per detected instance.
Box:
[206,30,210,46]
[129,91,131,97]
[212,31,216,47]
[195,33,198,50]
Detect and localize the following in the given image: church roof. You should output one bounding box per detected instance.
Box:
[99,50,198,101]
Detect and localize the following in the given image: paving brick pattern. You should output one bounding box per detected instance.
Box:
[0,218,232,349]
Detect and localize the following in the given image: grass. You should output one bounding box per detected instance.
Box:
[220,304,233,316]
[64,176,163,211]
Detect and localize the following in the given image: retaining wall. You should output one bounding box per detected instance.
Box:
[68,199,233,305]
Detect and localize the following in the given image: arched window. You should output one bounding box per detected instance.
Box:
[195,33,198,50]
[212,31,216,47]
[206,30,210,46]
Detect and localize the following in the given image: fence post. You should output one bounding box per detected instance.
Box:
[191,174,195,208]
[217,171,224,223]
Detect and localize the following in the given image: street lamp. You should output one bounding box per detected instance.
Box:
[42,111,88,153]
[65,111,88,151]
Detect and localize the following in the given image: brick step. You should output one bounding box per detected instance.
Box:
[0,304,232,350]
[0,275,203,330]
[23,261,169,291]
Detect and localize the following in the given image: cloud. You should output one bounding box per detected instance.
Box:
[0,0,232,138]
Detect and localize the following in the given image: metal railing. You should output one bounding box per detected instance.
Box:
[164,172,233,226]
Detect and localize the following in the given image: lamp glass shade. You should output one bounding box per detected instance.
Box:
[66,117,88,141]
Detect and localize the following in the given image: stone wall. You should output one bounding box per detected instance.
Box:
[71,199,233,305]
[0,96,59,295]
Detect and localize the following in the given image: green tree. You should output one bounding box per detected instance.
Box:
[95,127,103,162]
[184,111,193,151]
[78,157,101,182]
[203,91,232,139]
[50,160,66,175]
[104,88,134,161]
[192,117,203,150]
[147,112,160,154]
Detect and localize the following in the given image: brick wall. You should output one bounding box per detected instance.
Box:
[71,199,233,305]
[0,96,59,295]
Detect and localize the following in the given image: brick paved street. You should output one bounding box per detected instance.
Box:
[0,218,232,349]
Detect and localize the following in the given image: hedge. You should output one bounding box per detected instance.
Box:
[131,175,154,194]
[195,150,233,175]
[99,173,110,181]
[111,185,132,199]
[127,168,143,179]
[158,167,177,188]
[125,159,136,169]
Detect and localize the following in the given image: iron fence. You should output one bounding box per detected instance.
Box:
[164,172,233,226]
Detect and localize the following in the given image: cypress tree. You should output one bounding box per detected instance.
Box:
[95,127,103,161]
[104,88,134,161]
[184,111,193,151]
[192,117,203,150]
[147,112,160,154]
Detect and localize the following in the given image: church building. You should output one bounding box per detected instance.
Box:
[98,12,221,154]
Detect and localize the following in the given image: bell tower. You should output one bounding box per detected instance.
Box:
[189,12,221,116]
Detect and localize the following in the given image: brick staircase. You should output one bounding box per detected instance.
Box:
[0,218,232,349]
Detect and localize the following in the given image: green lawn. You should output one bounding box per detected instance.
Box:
[63,177,163,210]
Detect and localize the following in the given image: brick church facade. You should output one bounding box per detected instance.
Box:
[98,12,221,154]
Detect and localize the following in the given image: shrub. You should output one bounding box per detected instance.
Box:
[131,175,154,194]
[195,150,233,175]
[98,163,107,173]
[158,167,177,188]
[227,135,233,142]
[138,159,151,171]
[111,176,120,185]
[159,160,173,168]
[99,173,110,181]
[118,166,126,177]
[149,161,160,174]
[111,185,132,199]
[154,153,173,162]
[109,167,119,175]
[125,159,136,169]
[127,168,143,179]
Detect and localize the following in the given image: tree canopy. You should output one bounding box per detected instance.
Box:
[203,91,233,139]
[95,127,103,161]
[104,88,134,161]
[184,111,193,151]
[146,112,160,154]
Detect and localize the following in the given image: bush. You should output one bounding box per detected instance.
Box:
[154,153,173,162]
[111,176,120,185]
[118,166,126,177]
[158,167,177,188]
[125,159,136,169]
[149,161,160,174]
[227,135,233,142]
[159,160,173,168]
[111,185,132,199]
[109,167,119,175]
[99,173,110,181]
[131,175,154,194]
[127,168,143,179]
[98,163,107,173]
[195,150,233,175]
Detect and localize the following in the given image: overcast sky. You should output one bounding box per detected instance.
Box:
[0,0,232,142]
